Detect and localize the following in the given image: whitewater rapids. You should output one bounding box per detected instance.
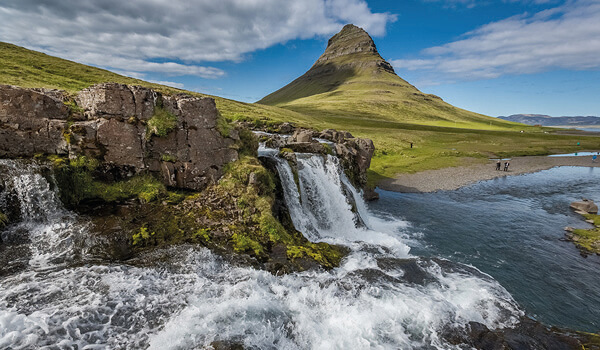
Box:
[0,156,523,349]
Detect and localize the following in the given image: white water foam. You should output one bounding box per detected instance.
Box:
[0,160,86,268]
[274,153,411,255]
[0,158,523,349]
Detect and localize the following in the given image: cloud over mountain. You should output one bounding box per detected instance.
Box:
[391,0,600,83]
[0,0,396,79]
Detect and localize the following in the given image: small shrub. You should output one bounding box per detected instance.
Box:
[132,226,155,246]
[216,115,231,137]
[161,154,177,163]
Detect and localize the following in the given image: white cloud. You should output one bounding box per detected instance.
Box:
[0,0,396,79]
[391,0,600,83]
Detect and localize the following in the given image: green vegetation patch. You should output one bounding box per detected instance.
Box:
[53,156,166,207]
[569,214,600,255]
[160,154,177,163]
[147,106,178,138]
[128,155,345,270]
[0,210,8,228]
[286,242,344,269]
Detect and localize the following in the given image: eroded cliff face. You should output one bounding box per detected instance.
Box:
[0,83,238,191]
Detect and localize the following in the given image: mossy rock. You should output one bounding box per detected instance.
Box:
[123,155,347,272]
[568,213,600,256]
[147,105,177,138]
[52,156,166,208]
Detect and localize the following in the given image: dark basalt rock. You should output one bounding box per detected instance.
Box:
[0,83,238,191]
[443,318,599,350]
[263,127,375,191]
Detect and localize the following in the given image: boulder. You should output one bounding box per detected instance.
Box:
[278,122,294,134]
[265,134,287,149]
[291,129,314,143]
[287,142,325,154]
[76,83,156,120]
[319,129,353,143]
[570,199,598,214]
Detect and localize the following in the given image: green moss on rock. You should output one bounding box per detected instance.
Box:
[160,154,178,163]
[53,156,166,207]
[0,210,8,228]
[286,242,343,269]
[118,155,346,272]
[569,213,600,255]
[147,106,177,138]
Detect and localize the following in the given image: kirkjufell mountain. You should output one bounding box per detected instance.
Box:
[259,24,512,129]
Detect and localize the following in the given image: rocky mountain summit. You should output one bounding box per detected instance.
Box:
[312,24,395,74]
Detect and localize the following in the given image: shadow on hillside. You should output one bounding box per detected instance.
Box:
[258,63,356,105]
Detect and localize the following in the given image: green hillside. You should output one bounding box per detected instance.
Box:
[2,40,599,186]
[0,41,304,123]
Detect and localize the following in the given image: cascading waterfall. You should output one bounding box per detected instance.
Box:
[272,151,412,255]
[0,157,524,349]
[0,160,86,268]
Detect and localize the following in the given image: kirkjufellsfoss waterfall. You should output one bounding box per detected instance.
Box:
[0,155,523,349]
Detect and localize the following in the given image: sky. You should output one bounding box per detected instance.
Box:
[0,0,599,117]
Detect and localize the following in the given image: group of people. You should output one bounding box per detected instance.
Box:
[495,160,510,171]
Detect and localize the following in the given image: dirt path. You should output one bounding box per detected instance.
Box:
[378,155,600,193]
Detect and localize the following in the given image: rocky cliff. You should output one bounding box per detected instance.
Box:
[0,83,238,190]
[313,24,395,74]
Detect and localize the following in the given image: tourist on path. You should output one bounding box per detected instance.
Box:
[504,161,510,172]
[496,160,501,171]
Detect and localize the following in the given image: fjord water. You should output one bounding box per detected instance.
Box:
[371,166,600,332]
[0,158,594,348]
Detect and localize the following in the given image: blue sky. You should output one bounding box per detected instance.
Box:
[1,0,599,117]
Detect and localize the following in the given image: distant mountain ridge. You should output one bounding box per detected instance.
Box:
[498,114,600,127]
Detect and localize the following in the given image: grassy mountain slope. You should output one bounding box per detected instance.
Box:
[0,41,304,123]
[258,25,520,131]
[2,40,599,185]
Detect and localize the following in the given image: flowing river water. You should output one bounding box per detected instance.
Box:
[0,154,597,349]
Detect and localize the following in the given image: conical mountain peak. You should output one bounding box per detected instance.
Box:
[314,24,378,65]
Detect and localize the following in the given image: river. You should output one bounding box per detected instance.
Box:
[371,166,600,332]
[0,157,597,349]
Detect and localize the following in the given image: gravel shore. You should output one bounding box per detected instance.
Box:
[378,155,600,193]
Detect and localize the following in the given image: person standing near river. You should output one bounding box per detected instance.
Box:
[504,161,510,172]
[496,160,501,171]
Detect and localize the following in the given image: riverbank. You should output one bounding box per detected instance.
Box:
[378,155,600,192]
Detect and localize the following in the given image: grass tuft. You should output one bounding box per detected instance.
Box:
[147,106,178,138]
